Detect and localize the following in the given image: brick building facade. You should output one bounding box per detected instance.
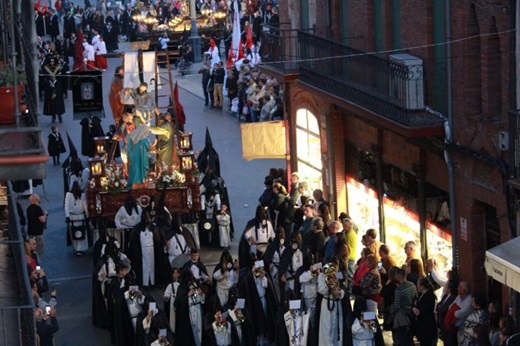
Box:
[263,0,518,310]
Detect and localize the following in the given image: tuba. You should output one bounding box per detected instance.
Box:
[322,262,340,292]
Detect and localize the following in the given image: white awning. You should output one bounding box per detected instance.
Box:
[485,237,520,293]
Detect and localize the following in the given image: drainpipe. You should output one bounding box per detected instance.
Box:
[414,163,427,261]
[8,0,19,127]
[374,140,386,243]
[445,0,459,278]
[510,0,519,326]
[326,109,336,220]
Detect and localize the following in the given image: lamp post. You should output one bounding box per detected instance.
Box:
[189,0,202,62]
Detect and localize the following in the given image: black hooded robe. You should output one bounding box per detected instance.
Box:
[80,116,105,157]
[237,269,278,342]
[174,281,207,346]
[106,275,127,344]
[91,254,110,328]
[127,223,170,286]
[314,283,354,346]
[238,218,258,269]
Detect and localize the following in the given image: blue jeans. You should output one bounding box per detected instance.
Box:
[347,259,356,288]
[249,107,258,122]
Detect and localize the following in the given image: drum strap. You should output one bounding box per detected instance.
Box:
[174,234,187,254]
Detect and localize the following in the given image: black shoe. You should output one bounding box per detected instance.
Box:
[204,102,209,106]
[58,115,63,123]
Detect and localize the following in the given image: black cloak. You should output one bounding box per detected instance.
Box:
[314,282,354,346]
[43,78,66,116]
[238,218,257,269]
[112,290,137,346]
[80,115,105,157]
[91,254,110,328]
[174,281,208,346]
[236,269,278,342]
[127,222,170,286]
[105,275,127,345]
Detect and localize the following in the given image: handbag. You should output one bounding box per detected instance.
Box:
[242,105,249,115]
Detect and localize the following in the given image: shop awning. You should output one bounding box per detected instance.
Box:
[485,237,520,293]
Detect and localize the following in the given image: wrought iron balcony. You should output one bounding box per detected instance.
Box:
[259,29,445,132]
[258,23,303,79]
[0,0,48,182]
[0,183,37,346]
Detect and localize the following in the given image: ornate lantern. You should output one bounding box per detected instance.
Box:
[214,8,227,27]
[89,157,105,188]
[179,151,195,172]
[93,136,110,157]
[178,132,193,152]
[201,4,212,17]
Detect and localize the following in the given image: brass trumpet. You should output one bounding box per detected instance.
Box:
[253,267,263,277]
[235,308,246,323]
[216,316,228,328]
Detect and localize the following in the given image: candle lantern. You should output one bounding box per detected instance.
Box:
[178,132,193,152]
[89,157,105,187]
[179,151,195,172]
[94,136,110,157]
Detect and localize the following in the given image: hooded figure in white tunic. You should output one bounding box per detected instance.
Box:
[65,181,89,254]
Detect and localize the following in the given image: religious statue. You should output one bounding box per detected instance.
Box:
[122,82,157,126]
[109,65,125,127]
[126,124,151,187]
[150,112,178,167]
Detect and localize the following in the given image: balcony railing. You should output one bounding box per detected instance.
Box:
[0,0,47,181]
[259,23,310,75]
[260,28,445,129]
[296,32,444,128]
[0,183,37,346]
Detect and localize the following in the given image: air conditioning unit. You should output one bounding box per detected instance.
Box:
[389,53,424,110]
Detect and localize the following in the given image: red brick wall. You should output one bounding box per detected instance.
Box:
[280,0,513,293]
[345,1,372,51]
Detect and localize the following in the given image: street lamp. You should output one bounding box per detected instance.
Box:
[189,0,202,63]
